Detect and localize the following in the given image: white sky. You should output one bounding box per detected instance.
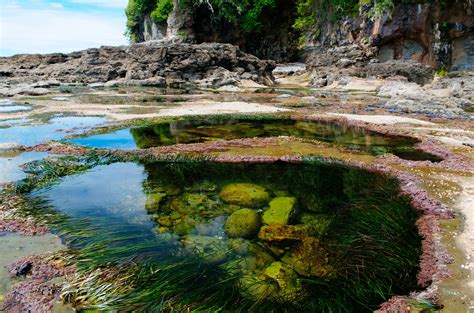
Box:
[0,0,129,56]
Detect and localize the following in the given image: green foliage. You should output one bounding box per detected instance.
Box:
[292,0,359,45]
[125,0,156,41]
[366,0,395,20]
[150,0,174,23]
[188,0,279,33]
[435,65,448,76]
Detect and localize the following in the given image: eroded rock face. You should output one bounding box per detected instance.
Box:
[307,1,473,86]
[0,42,275,88]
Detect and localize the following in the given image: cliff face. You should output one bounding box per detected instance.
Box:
[133,0,299,62]
[132,0,473,72]
[306,1,474,71]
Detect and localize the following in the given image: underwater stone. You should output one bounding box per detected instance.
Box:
[281,237,333,278]
[240,273,278,302]
[156,216,173,227]
[219,183,270,208]
[225,209,262,239]
[262,261,303,302]
[262,197,296,225]
[228,238,252,255]
[145,192,166,213]
[183,235,228,264]
[249,243,275,268]
[299,213,333,236]
[174,219,195,236]
[258,224,315,242]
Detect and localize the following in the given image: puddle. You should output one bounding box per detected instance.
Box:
[0,106,32,113]
[31,161,422,311]
[68,118,442,161]
[0,118,33,127]
[0,99,15,106]
[0,151,50,186]
[0,232,64,306]
[0,116,107,147]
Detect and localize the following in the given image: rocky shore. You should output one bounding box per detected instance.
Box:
[0,42,275,92]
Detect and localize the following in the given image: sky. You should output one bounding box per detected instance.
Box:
[0,0,129,56]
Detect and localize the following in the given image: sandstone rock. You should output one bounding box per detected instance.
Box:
[378,79,471,117]
[365,61,434,85]
[0,142,24,152]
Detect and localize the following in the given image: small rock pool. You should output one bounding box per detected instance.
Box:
[30,160,422,311]
[67,118,442,161]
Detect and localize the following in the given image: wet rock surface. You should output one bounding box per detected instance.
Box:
[0,42,275,90]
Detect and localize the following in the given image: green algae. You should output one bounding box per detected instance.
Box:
[262,197,297,225]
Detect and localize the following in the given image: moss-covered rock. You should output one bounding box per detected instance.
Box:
[239,273,278,302]
[300,213,333,236]
[258,224,315,242]
[262,261,303,302]
[225,208,261,239]
[281,237,334,278]
[145,192,166,213]
[262,196,296,225]
[219,183,270,207]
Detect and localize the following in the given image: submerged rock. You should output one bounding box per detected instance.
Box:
[299,213,333,236]
[145,192,166,213]
[262,197,296,225]
[280,237,333,278]
[258,224,315,242]
[219,183,270,208]
[225,209,261,239]
[182,235,228,264]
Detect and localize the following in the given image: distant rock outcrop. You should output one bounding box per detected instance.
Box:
[0,42,275,89]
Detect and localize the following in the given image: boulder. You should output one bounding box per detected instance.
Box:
[225,209,261,239]
[219,183,270,208]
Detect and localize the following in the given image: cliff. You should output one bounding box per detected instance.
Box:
[128,0,474,74]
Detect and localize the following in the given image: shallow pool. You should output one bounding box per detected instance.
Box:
[31,160,422,311]
[68,118,441,161]
[0,116,107,147]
